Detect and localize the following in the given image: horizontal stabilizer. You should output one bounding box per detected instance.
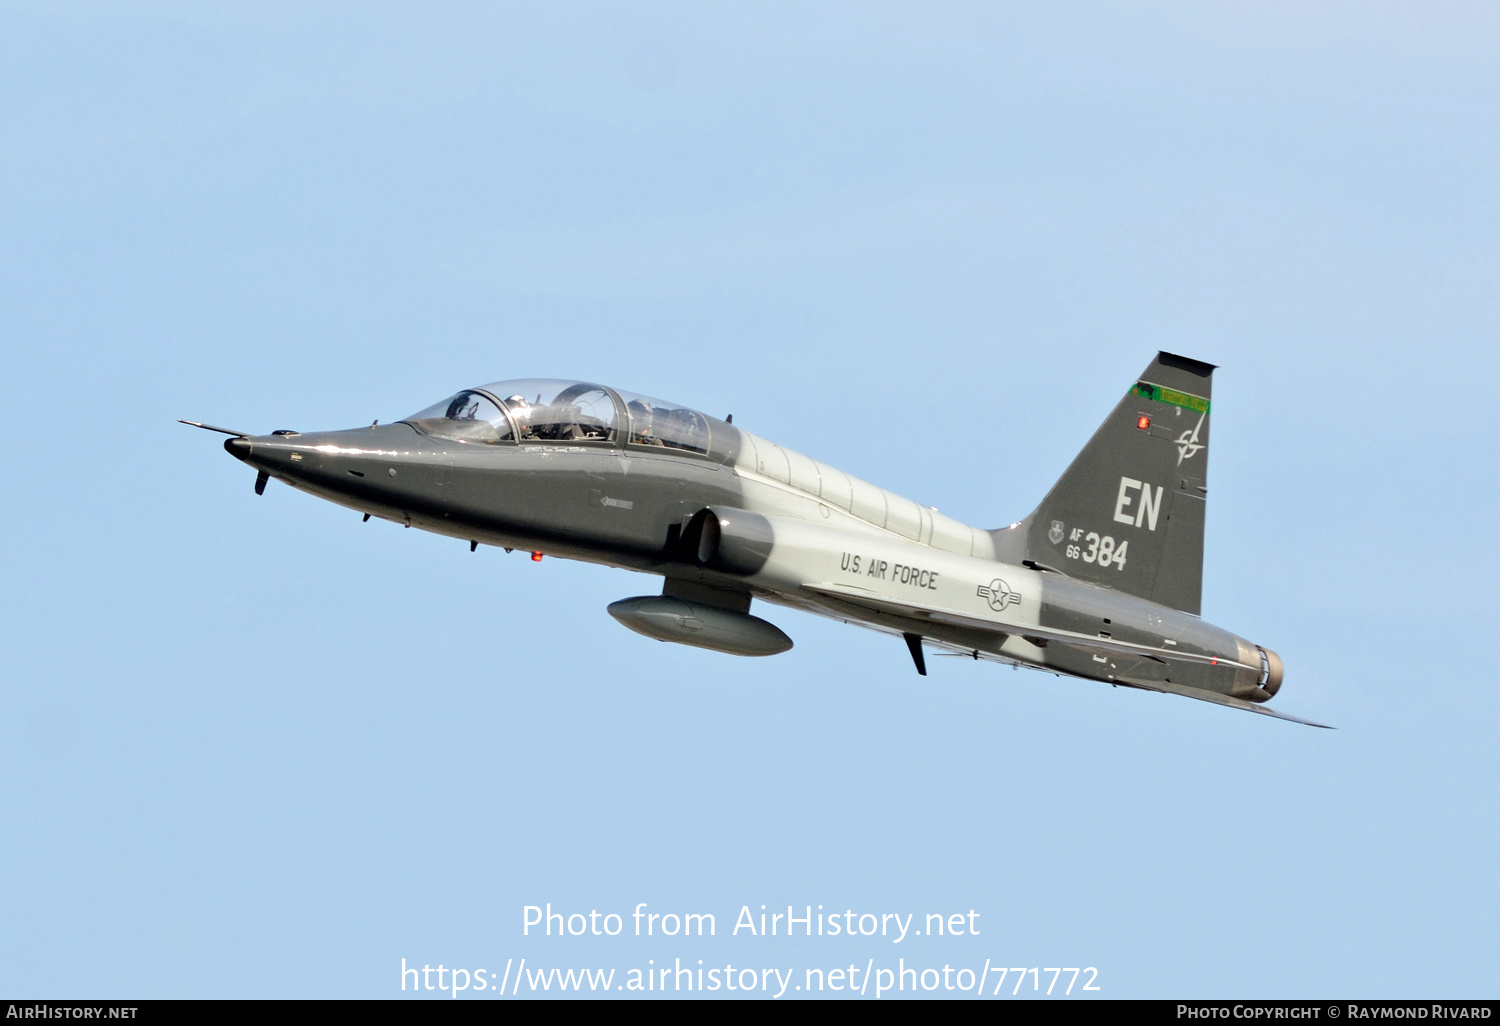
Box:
[1114,675,1333,728]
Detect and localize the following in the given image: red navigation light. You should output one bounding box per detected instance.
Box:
[531,551,543,562]
[1136,416,1151,430]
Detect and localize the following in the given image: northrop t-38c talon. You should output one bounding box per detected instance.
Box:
[183,353,1326,727]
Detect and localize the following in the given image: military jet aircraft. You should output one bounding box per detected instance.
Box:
[183,353,1326,727]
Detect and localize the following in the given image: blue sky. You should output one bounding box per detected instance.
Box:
[2,2,1497,998]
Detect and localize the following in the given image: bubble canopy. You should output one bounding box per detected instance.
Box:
[401,379,715,455]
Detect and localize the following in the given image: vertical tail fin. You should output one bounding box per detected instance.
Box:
[1000,352,1215,615]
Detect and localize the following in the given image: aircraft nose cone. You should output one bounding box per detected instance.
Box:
[224,436,251,461]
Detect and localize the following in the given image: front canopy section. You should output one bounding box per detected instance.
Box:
[486,380,618,442]
[403,379,618,444]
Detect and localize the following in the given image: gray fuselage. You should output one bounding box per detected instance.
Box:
[223,395,1279,708]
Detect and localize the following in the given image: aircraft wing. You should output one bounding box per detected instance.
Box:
[803,582,1260,671]
[803,582,1332,728]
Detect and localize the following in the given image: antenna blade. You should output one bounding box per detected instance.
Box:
[903,632,927,676]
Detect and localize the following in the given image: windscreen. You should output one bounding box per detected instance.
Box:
[402,390,515,444]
